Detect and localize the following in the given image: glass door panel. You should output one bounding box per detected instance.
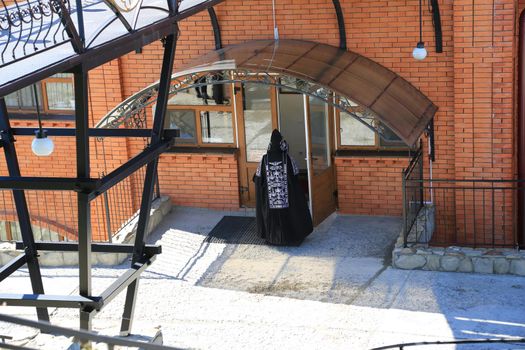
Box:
[309,97,330,175]
[243,83,273,162]
[306,96,337,226]
[278,90,307,170]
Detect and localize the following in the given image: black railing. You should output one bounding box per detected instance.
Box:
[0,0,74,68]
[402,142,424,247]
[0,0,204,70]
[0,166,159,243]
[371,337,525,349]
[404,178,521,248]
[0,313,181,349]
[94,165,160,242]
[0,189,77,242]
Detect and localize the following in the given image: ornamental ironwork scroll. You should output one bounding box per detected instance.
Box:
[108,0,141,12]
[96,69,383,138]
[0,0,72,67]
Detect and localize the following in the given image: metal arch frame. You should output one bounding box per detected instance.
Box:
[331,0,346,50]
[430,0,443,53]
[97,69,389,141]
[208,6,222,50]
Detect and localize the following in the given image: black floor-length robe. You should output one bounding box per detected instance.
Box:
[253,137,313,246]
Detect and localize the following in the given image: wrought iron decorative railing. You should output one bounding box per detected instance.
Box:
[0,0,211,72]
[401,141,424,247]
[0,0,73,68]
[96,69,381,138]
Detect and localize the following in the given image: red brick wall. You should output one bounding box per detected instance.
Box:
[1,0,523,240]
[335,157,406,216]
[157,153,240,210]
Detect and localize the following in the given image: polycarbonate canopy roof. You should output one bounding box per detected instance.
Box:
[188,40,437,145]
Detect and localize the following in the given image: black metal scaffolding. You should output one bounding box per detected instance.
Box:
[0,0,222,335]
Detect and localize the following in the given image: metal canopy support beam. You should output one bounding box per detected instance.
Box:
[332,0,346,50]
[0,99,50,322]
[57,0,84,54]
[208,7,222,50]
[102,0,133,32]
[0,254,27,283]
[120,29,178,337]
[92,138,175,201]
[73,66,93,331]
[15,242,162,256]
[100,258,154,307]
[0,294,102,309]
[0,177,98,191]
[10,128,180,138]
[430,0,443,53]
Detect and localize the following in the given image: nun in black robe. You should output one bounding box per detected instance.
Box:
[253,130,313,246]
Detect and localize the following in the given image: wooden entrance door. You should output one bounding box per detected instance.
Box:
[237,83,279,207]
[305,96,337,226]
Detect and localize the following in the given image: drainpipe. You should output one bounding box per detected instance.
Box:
[518,11,525,248]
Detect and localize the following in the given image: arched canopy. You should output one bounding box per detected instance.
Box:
[99,40,437,146]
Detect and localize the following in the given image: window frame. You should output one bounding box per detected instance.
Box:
[6,74,75,116]
[335,108,408,152]
[165,84,237,148]
[40,74,76,113]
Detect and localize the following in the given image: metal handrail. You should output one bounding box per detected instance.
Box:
[0,313,183,350]
[402,176,523,248]
[402,141,424,247]
[371,337,525,349]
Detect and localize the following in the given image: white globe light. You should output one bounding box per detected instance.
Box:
[31,131,54,156]
[412,42,427,61]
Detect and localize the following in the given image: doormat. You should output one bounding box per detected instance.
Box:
[205,216,266,245]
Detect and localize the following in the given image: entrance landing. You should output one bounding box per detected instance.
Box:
[145,206,401,304]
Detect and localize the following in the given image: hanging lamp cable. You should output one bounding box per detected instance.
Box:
[272,0,279,40]
[419,0,423,43]
[32,84,44,138]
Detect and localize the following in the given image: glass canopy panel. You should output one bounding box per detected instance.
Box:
[98,40,437,146]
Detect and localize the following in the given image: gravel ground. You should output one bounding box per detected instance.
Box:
[0,206,525,349]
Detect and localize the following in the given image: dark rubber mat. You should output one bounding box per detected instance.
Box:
[205,216,266,245]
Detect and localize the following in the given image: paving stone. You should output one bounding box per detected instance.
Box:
[432,248,445,256]
[394,254,426,270]
[441,256,460,272]
[400,248,415,254]
[493,258,510,274]
[425,254,440,271]
[416,249,432,255]
[472,258,493,274]
[458,258,473,273]
[510,260,525,276]
[483,250,504,257]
